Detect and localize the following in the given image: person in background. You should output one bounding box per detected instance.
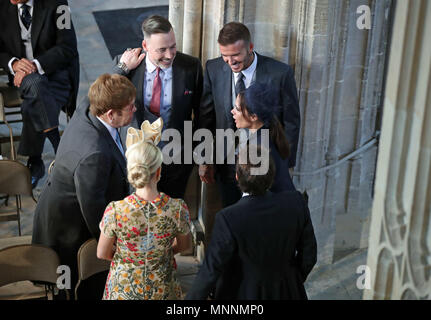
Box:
[0,0,79,188]
[97,119,192,300]
[186,145,317,300]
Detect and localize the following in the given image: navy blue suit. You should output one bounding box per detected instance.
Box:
[186,191,317,300]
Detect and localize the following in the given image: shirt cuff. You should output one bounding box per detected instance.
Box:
[32,59,45,75]
[8,57,19,75]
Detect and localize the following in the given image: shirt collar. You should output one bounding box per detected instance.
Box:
[234,51,258,81]
[18,0,33,9]
[242,192,250,198]
[96,116,118,141]
[145,57,173,76]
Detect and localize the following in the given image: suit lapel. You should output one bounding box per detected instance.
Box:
[132,59,146,125]
[7,3,23,57]
[88,112,127,179]
[171,57,185,129]
[254,53,268,83]
[31,0,47,51]
[222,63,235,129]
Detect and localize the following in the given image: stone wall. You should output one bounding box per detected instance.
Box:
[170,0,393,265]
[364,0,431,300]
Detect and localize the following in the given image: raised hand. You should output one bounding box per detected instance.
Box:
[120,48,146,71]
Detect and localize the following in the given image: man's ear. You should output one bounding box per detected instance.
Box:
[106,109,113,119]
[249,42,254,52]
[142,40,148,52]
[106,109,115,123]
[235,172,238,182]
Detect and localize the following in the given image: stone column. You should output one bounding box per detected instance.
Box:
[182,0,203,57]
[364,0,431,299]
[169,0,184,52]
[171,0,392,267]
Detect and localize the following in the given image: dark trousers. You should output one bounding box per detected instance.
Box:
[18,70,71,157]
[158,163,194,199]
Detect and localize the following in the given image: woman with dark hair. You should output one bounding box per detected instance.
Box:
[232,81,296,192]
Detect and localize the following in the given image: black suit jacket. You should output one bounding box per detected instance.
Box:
[0,0,79,115]
[113,52,203,146]
[199,53,300,167]
[186,191,317,300]
[32,103,129,284]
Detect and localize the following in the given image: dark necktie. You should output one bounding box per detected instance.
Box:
[235,72,246,98]
[149,67,161,116]
[20,4,32,30]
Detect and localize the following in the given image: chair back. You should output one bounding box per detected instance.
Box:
[75,238,110,299]
[77,239,110,281]
[0,244,60,287]
[0,93,16,159]
[0,160,33,196]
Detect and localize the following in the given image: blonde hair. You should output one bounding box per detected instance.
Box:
[125,141,163,188]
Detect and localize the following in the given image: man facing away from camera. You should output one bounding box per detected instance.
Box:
[32,74,136,299]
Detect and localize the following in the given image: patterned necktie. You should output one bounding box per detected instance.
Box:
[149,67,161,116]
[114,129,124,155]
[235,72,246,98]
[20,4,32,30]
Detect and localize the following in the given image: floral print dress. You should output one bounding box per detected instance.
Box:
[99,192,191,300]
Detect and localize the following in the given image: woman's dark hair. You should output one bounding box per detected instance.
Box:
[236,145,275,196]
[237,91,290,160]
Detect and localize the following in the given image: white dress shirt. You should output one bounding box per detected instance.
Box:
[231,51,258,104]
[8,0,45,76]
[96,116,125,155]
[143,57,173,126]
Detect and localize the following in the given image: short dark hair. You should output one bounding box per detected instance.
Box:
[141,15,173,39]
[236,145,275,196]
[218,22,251,46]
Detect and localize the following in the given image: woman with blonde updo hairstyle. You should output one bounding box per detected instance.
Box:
[97,120,192,300]
[126,140,163,189]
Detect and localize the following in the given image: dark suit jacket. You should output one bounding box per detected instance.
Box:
[186,191,317,300]
[113,52,203,144]
[0,0,79,115]
[199,53,300,167]
[32,102,129,286]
